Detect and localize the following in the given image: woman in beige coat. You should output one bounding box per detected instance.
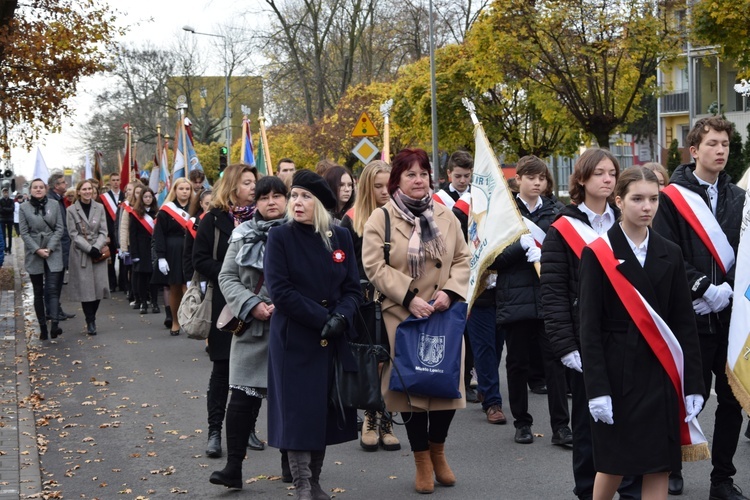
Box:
[362,148,470,494]
[67,179,111,335]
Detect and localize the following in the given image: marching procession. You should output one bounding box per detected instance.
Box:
[6,113,749,500]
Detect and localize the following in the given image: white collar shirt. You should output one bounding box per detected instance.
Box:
[578,201,615,235]
[620,224,649,267]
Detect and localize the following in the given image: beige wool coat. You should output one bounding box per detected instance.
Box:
[362,200,470,413]
[66,201,111,302]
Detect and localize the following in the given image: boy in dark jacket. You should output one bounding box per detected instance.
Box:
[653,116,746,500]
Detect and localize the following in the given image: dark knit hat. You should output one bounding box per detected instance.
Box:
[291,169,337,210]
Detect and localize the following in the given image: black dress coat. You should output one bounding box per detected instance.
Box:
[579,225,705,476]
[152,202,189,286]
[128,209,157,274]
[540,204,620,359]
[192,208,234,362]
[264,222,361,451]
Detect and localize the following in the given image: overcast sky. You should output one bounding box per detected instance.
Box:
[11,0,265,178]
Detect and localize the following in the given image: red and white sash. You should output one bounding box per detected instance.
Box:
[132,211,155,235]
[100,192,119,221]
[160,201,196,239]
[588,234,709,461]
[433,189,456,209]
[524,218,546,248]
[550,215,599,259]
[120,201,135,218]
[662,184,735,274]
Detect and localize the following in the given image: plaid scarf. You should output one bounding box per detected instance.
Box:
[391,189,446,278]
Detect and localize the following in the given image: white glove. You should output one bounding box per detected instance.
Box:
[199,281,207,294]
[588,395,614,425]
[526,246,541,263]
[520,234,535,250]
[685,394,704,423]
[119,250,129,259]
[703,283,733,312]
[561,350,583,373]
[158,258,169,275]
[692,298,712,316]
[131,257,140,263]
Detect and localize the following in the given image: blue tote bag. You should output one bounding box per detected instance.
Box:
[389,301,467,399]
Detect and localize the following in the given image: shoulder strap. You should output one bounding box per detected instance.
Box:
[213,223,220,261]
[381,206,390,266]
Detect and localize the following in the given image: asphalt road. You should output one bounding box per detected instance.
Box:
[24,283,750,500]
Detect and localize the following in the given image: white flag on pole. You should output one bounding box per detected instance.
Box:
[84,152,92,179]
[466,120,527,309]
[727,186,750,412]
[32,147,50,181]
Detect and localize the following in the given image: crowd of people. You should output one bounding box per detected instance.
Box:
[9,115,750,500]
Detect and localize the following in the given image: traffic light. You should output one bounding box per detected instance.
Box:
[219,146,228,177]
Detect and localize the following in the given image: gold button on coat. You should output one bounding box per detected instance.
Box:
[320,339,328,347]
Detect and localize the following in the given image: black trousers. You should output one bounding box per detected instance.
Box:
[505,319,568,430]
[81,300,100,323]
[700,332,743,485]
[401,409,455,452]
[133,271,158,306]
[29,265,62,334]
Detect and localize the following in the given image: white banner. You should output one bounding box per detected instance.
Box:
[727,187,750,413]
[466,123,527,309]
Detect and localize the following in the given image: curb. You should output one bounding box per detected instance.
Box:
[10,249,42,498]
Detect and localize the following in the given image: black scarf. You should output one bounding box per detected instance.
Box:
[29,195,48,216]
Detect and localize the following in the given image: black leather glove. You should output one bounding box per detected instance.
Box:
[321,313,347,339]
[89,247,102,259]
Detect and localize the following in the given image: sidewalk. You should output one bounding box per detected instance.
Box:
[0,247,42,499]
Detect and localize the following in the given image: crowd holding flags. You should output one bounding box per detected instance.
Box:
[172,116,204,180]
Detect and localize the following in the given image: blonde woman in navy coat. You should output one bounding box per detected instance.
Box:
[264,170,360,500]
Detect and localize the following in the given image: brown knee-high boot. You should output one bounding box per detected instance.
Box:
[428,442,455,486]
[413,450,434,494]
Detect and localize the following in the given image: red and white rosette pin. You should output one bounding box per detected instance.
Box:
[332,249,346,263]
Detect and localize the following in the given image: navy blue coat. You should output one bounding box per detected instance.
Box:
[264,221,361,451]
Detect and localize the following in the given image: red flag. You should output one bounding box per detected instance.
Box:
[120,124,131,191]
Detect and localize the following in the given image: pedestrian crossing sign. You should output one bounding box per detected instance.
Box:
[351,112,379,137]
[352,138,379,164]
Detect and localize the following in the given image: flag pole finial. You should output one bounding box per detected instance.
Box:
[462,98,479,125]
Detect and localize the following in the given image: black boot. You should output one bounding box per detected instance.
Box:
[247,397,265,451]
[206,430,222,458]
[310,450,330,500]
[288,450,313,500]
[87,321,97,336]
[209,394,252,489]
[164,305,172,329]
[39,322,48,341]
[139,303,148,314]
[151,301,160,314]
[281,450,292,483]
[50,321,62,339]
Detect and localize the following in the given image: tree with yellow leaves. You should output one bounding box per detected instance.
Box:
[0,0,121,150]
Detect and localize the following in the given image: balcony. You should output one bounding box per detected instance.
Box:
[660,91,689,114]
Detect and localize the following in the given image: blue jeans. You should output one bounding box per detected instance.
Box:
[466,304,505,410]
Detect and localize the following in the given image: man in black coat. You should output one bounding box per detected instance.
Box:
[46,173,75,321]
[653,116,747,500]
[100,173,124,292]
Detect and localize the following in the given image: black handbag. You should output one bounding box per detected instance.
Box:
[331,207,392,413]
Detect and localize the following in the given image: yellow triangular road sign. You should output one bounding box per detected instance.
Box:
[351,112,380,137]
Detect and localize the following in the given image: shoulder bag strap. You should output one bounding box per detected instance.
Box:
[381,206,390,266]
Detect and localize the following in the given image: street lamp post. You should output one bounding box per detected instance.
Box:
[182,25,232,159]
